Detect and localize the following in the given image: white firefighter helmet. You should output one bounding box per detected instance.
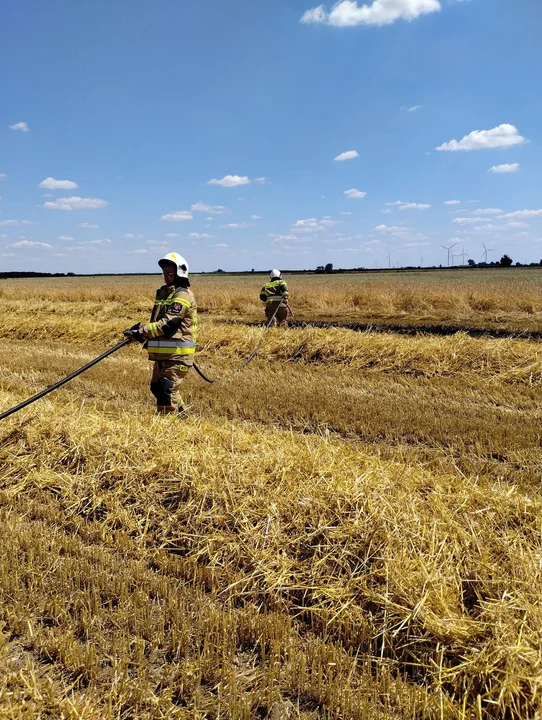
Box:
[158,252,189,279]
[270,268,282,279]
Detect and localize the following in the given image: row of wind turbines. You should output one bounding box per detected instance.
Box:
[440,242,494,267]
[382,243,494,269]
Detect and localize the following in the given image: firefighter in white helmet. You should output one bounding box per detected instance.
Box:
[124,253,197,416]
[259,269,289,327]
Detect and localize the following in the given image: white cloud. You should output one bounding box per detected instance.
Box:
[300,4,327,22]
[191,202,227,214]
[374,224,403,232]
[498,209,542,219]
[402,105,422,112]
[444,200,461,205]
[87,238,111,245]
[44,196,108,211]
[208,175,250,187]
[334,150,359,162]
[453,217,485,225]
[475,208,502,215]
[9,240,51,249]
[381,209,392,214]
[161,211,193,222]
[292,217,338,232]
[220,222,250,228]
[0,173,6,181]
[213,243,229,248]
[436,124,527,152]
[39,177,79,190]
[164,233,180,238]
[124,249,148,254]
[254,177,268,184]
[0,219,32,226]
[251,215,261,220]
[340,211,352,216]
[300,0,441,26]
[124,233,143,239]
[9,121,30,132]
[399,202,430,210]
[344,188,367,199]
[401,241,430,247]
[488,163,520,174]
[58,235,74,241]
[502,221,529,229]
[387,200,430,210]
[77,222,98,228]
[186,232,216,239]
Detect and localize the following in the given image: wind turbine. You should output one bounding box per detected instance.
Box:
[440,243,457,267]
[385,250,391,269]
[481,243,494,263]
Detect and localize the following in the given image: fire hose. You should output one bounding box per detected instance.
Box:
[0,301,289,419]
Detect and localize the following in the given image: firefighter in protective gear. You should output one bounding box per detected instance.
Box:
[124,253,197,416]
[259,269,289,327]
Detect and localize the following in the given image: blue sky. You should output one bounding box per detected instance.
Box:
[1,0,541,273]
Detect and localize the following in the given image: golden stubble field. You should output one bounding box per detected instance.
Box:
[0,269,541,719]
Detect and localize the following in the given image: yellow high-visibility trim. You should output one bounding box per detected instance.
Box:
[169,297,191,308]
[193,308,198,344]
[147,347,195,355]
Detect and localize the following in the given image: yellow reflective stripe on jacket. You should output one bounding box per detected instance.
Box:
[193,308,198,344]
[147,346,196,355]
[147,322,160,337]
[172,297,191,308]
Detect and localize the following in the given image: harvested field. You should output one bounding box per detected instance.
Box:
[1,270,541,719]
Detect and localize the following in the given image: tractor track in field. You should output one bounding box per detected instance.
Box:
[224,319,542,341]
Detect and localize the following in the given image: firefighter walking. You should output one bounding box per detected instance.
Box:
[124,253,196,416]
[260,269,289,327]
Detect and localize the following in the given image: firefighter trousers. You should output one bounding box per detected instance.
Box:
[150,361,190,414]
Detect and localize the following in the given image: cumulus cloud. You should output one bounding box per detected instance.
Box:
[9,240,51,249]
[498,209,542,219]
[87,239,111,245]
[387,200,431,210]
[251,215,262,220]
[191,202,227,214]
[489,163,520,174]
[213,243,229,248]
[77,222,98,228]
[39,177,79,190]
[475,208,502,215]
[453,217,485,225]
[402,105,422,112]
[44,196,108,211]
[502,221,529,229]
[254,177,268,184]
[0,219,33,226]
[164,233,180,238]
[436,124,527,151]
[186,232,216,239]
[9,121,30,132]
[220,222,250,229]
[300,0,441,26]
[208,175,251,187]
[124,233,143,239]
[161,211,193,222]
[340,211,352,215]
[334,150,359,161]
[58,235,74,241]
[292,217,338,232]
[445,200,461,205]
[374,224,403,232]
[344,188,367,199]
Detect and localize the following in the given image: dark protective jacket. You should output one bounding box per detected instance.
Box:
[139,282,197,365]
[259,279,289,304]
